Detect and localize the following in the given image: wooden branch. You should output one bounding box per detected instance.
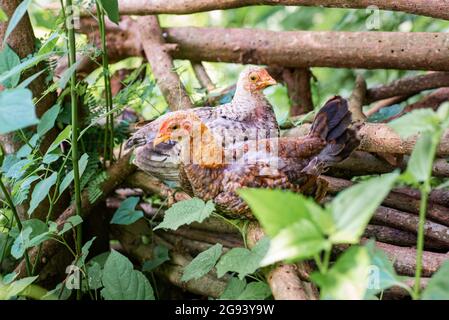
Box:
[365,95,411,117]
[192,62,215,91]
[394,187,449,208]
[348,75,367,121]
[365,72,449,104]
[282,68,314,116]
[137,16,193,111]
[87,0,449,21]
[15,153,136,278]
[164,27,449,71]
[284,123,449,156]
[386,87,449,121]
[325,176,449,227]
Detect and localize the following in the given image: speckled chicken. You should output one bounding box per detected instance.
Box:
[126,66,280,186]
[152,96,360,218]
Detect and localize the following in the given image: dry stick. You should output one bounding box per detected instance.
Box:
[365,95,411,118]
[394,187,449,208]
[324,176,449,227]
[164,27,449,71]
[14,153,136,278]
[365,72,449,104]
[348,75,367,121]
[386,87,449,122]
[77,0,449,20]
[192,62,215,91]
[137,16,193,111]
[283,123,449,156]
[281,68,314,116]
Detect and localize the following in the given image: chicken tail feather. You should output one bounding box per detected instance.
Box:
[303,96,360,175]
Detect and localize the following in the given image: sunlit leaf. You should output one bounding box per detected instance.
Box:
[110,196,144,225]
[0,89,38,135]
[182,244,222,282]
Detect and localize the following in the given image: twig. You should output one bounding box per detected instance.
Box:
[192,62,215,91]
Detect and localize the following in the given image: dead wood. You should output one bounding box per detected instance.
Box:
[137,16,193,111]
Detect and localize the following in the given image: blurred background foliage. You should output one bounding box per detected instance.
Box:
[30,1,449,124]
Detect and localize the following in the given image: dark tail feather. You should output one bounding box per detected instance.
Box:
[303,96,360,175]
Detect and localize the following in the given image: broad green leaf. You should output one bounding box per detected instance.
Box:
[110,196,144,225]
[0,89,38,135]
[238,189,323,237]
[237,282,271,300]
[329,172,399,244]
[389,109,439,139]
[154,198,215,231]
[59,153,89,195]
[38,104,61,137]
[404,133,439,184]
[0,52,52,85]
[28,172,57,216]
[365,241,410,298]
[58,215,83,236]
[43,153,60,164]
[46,125,71,154]
[311,246,370,300]
[3,272,18,285]
[101,250,154,300]
[99,0,119,24]
[16,133,39,158]
[58,60,82,89]
[5,158,32,179]
[142,245,170,272]
[86,262,103,291]
[4,276,38,300]
[261,219,330,266]
[76,237,96,268]
[216,237,269,280]
[219,277,247,300]
[10,227,32,259]
[12,175,40,206]
[182,244,222,282]
[2,0,32,45]
[422,261,449,300]
[0,45,20,88]
[37,32,59,55]
[41,282,72,300]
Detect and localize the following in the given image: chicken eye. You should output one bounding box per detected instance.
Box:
[172,125,179,130]
[249,73,259,82]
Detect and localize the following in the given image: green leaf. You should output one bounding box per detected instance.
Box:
[0,7,7,22]
[219,277,247,300]
[58,215,83,236]
[329,172,399,244]
[2,0,32,45]
[4,276,38,300]
[238,189,323,237]
[37,32,59,56]
[237,282,271,300]
[0,89,38,135]
[110,196,144,225]
[86,262,103,291]
[389,109,439,139]
[43,153,60,164]
[422,261,449,300]
[261,219,330,266]
[154,198,215,231]
[38,104,60,138]
[99,0,120,24]
[404,133,439,184]
[101,250,154,300]
[0,45,20,88]
[365,241,410,298]
[17,69,45,89]
[0,52,52,85]
[142,245,170,272]
[182,244,222,282]
[311,246,370,300]
[216,237,269,280]
[16,133,39,158]
[28,172,57,216]
[46,125,71,154]
[10,227,32,259]
[58,59,82,89]
[42,282,72,300]
[59,153,89,195]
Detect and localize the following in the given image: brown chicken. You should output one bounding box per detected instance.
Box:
[126,66,280,186]
[153,96,360,218]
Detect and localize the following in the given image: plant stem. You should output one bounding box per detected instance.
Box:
[65,0,83,299]
[95,1,115,165]
[0,174,32,276]
[414,181,430,298]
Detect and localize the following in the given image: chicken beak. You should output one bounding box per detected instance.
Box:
[153,133,171,147]
[258,76,277,89]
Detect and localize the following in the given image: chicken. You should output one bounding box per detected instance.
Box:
[126,66,280,186]
[152,96,360,218]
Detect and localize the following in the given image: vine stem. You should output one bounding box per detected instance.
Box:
[0,174,32,276]
[65,0,83,300]
[414,181,430,298]
[95,0,115,165]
